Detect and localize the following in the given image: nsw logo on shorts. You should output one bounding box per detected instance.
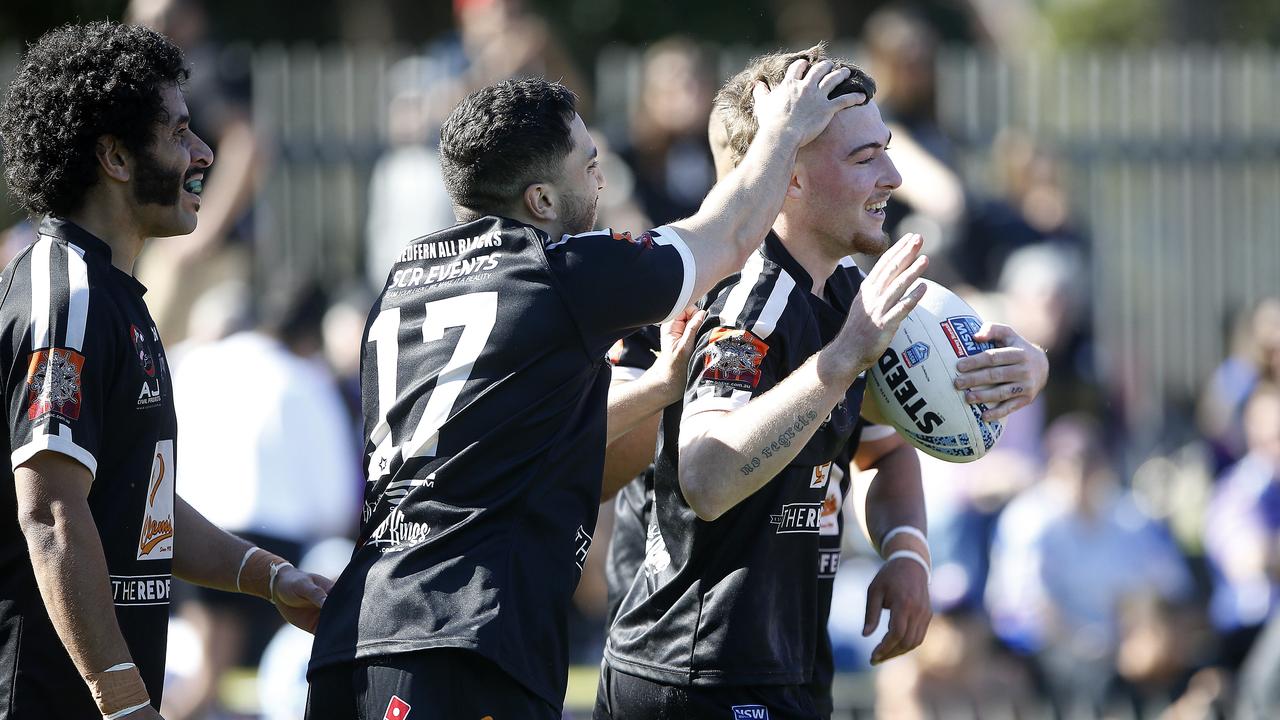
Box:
[732,705,770,719]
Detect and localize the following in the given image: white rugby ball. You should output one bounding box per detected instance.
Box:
[866,278,1004,463]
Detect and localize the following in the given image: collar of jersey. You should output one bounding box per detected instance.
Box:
[40,215,149,296]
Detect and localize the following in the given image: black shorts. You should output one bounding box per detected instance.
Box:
[304,649,559,720]
[594,662,821,720]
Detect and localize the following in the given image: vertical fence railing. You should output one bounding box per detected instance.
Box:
[936,46,1280,446]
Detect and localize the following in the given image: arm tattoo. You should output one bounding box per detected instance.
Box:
[741,410,820,475]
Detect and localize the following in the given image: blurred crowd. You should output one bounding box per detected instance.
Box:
[1,0,1277,718]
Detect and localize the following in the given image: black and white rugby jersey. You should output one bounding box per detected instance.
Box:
[606,231,868,688]
[0,217,177,716]
[308,216,693,708]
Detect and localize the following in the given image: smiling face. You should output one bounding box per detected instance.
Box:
[788,100,902,258]
[130,82,213,238]
[554,113,604,236]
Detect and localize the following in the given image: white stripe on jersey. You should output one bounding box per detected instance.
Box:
[11,421,98,478]
[651,225,696,324]
[838,255,858,269]
[719,252,764,327]
[64,243,90,352]
[29,236,52,349]
[750,270,794,340]
[28,236,91,351]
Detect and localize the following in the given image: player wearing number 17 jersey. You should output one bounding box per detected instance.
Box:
[307,68,868,717]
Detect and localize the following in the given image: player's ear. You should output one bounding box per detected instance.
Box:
[95,135,131,183]
[785,169,804,200]
[522,182,557,222]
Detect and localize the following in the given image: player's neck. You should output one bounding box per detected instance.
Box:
[771,218,841,298]
[65,193,147,275]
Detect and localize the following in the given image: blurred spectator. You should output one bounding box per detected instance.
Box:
[127,0,267,343]
[1203,383,1280,669]
[614,37,717,226]
[863,6,967,263]
[1200,298,1280,470]
[959,130,1089,291]
[363,64,458,290]
[164,281,358,720]
[997,241,1098,421]
[986,414,1193,716]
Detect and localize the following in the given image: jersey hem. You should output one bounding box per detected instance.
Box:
[603,649,808,687]
[11,434,98,478]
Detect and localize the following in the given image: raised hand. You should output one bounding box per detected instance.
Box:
[837,233,929,375]
[751,58,868,149]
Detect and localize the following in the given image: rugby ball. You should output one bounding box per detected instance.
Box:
[866,279,1003,463]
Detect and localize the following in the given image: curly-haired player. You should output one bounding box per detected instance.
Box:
[0,21,330,719]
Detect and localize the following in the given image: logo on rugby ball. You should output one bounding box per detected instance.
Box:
[902,341,930,368]
[939,316,992,358]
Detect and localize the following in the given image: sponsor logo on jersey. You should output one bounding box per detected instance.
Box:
[732,705,771,719]
[388,253,503,290]
[643,518,671,576]
[398,231,503,262]
[939,316,993,358]
[137,440,175,560]
[902,341,930,368]
[382,695,411,720]
[618,230,656,250]
[130,324,156,377]
[25,347,85,421]
[877,347,944,434]
[575,525,593,572]
[704,328,769,390]
[368,508,430,553]
[137,378,163,408]
[809,462,832,489]
[818,548,841,578]
[769,503,823,534]
[110,574,171,606]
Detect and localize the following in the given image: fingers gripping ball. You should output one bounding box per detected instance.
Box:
[866,279,1004,462]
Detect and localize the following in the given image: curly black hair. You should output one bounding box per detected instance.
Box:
[0,21,188,217]
[439,78,578,219]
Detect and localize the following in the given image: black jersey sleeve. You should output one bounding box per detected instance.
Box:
[6,240,113,477]
[545,226,694,358]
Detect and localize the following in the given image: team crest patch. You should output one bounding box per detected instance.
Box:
[732,705,770,719]
[611,229,657,249]
[704,328,769,390]
[26,348,85,420]
[130,324,155,377]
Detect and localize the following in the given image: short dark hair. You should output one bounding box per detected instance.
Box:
[715,43,876,169]
[0,21,188,217]
[439,78,578,219]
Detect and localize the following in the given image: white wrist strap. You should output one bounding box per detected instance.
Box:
[268,561,292,605]
[880,525,928,550]
[885,549,932,584]
[104,701,151,719]
[236,547,262,594]
[102,663,135,673]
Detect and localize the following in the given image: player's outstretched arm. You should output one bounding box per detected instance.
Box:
[952,324,1049,420]
[668,59,867,303]
[851,433,932,665]
[171,496,332,633]
[15,452,162,718]
[679,235,928,520]
[603,308,705,500]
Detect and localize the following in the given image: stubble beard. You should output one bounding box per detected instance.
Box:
[561,190,599,237]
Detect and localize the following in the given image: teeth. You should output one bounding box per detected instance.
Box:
[866,200,887,212]
[183,178,203,195]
